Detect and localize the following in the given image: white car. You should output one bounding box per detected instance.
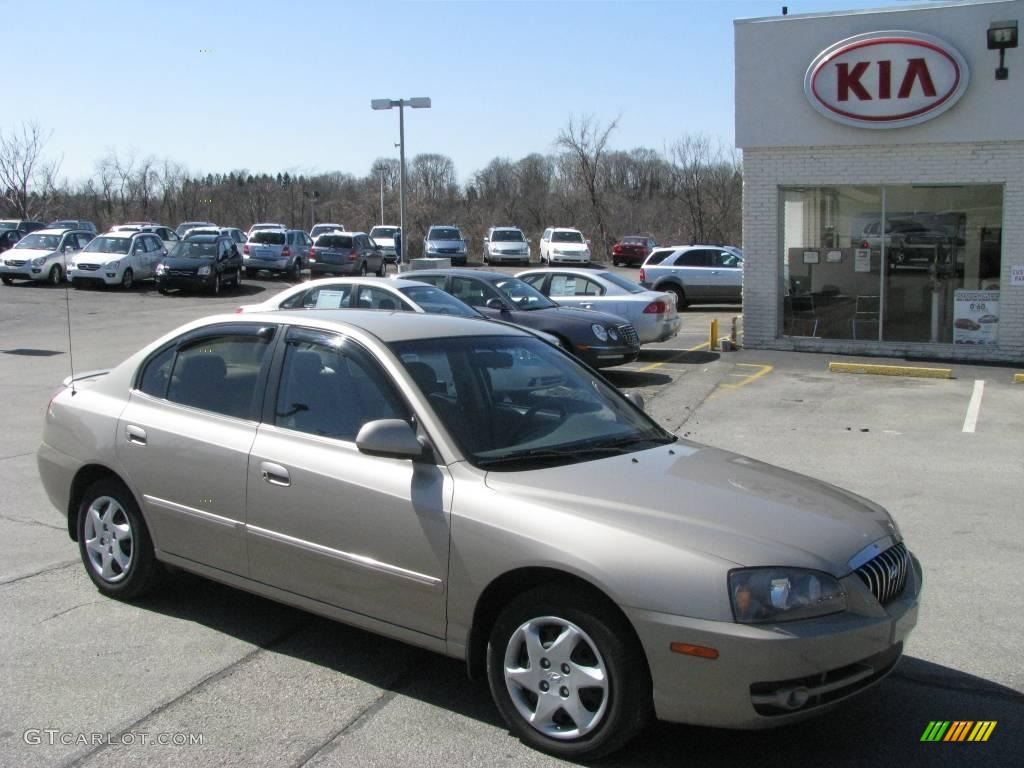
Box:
[368,225,400,263]
[0,228,94,285]
[68,231,167,289]
[310,222,346,240]
[483,226,530,265]
[247,222,288,236]
[539,227,590,264]
[110,223,180,244]
[517,268,681,345]
[236,276,483,316]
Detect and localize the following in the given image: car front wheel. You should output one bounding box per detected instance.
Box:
[48,264,63,285]
[486,585,651,760]
[121,268,134,289]
[77,478,162,600]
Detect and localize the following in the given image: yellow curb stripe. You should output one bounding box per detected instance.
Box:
[828,362,952,379]
[637,341,709,372]
[1014,373,1024,384]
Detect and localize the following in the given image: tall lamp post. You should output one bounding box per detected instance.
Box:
[371,97,431,272]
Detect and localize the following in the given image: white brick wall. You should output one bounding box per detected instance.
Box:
[741,141,1024,363]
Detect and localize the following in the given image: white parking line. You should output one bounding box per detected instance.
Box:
[962,380,985,433]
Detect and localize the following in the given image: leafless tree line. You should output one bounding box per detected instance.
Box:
[1,117,742,260]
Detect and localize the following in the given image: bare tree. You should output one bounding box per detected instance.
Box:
[670,135,742,245]
[0,121,62,219]
[556,115,619,257]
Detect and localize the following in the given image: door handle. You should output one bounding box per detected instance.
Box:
[125,425,147,445]
[580,303,593,309]
[260,461,290,487]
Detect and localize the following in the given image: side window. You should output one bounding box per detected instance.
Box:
[166,333,274,419]
[409,275,447,289]
[677,250,709,267]
[450,276,499,307]
[137,346,176,398]
[713,250,740,268]
[281,284,352,309]
[356,286,404,310]
[78,233,95,249]
[275,334,410,441]
[521,274,546,290]
[548,275,574,296]
[578,278,603,296]
[645,248,674,266]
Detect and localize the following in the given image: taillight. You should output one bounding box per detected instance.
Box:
[639,268,646,282]
[612,244,622,254]
[307,248,316,263]
[860,240,869,248]
[643,300,668,314]
[243,244,250,255]
[282,246,291,257]
[348,250,358,261]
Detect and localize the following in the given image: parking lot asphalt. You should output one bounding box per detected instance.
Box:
[1,269,1021,768]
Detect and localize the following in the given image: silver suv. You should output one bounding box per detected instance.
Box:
[242,228,312,279]
[639,245,743,309]
[423,225,467,266]
[483,227,530,265]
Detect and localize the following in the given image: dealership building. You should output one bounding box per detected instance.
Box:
[735,0,1023,362]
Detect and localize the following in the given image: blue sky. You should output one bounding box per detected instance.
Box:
[7,0,925,184]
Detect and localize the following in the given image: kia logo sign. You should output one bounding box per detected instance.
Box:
[805,31,969,128]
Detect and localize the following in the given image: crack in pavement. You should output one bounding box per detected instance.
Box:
[294,666,419,767]
[57,617,311,768]
[0,512,65,531]
[0,559,79,587]
[0,451,36,462]
[39,599,103,624]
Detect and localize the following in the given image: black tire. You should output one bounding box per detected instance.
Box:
[210,273,221,295]
[359,262,368,277]
[48,264,63,285]
[243,267,254,279]
[667,285,687,311]
[234,269,242,288]
[121,268,134,290]
[286,259,301,282]
[486,584,651,761]
[1,276,13,285]
[76,478,162,600]
[375,261,385,277]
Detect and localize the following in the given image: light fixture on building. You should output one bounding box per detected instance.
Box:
[987,20,1018,80]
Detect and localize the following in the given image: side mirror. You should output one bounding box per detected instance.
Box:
[483,237,489,243]
[625,391,645,411]
[356,419,423,460]
[485,297,506,311]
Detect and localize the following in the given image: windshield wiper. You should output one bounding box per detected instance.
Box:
[477,434,675,468]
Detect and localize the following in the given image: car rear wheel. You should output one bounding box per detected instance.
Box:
[121,268,134,289]
[77,478,162,600]
[48,264,63,285]
[487,585,651,760]
[1,276,13,285]
[375,261,385,277]
[666,285,687,310]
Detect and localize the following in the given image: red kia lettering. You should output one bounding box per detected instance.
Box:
[838,58,937,101]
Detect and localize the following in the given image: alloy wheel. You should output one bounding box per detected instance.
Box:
[82,496,134,583]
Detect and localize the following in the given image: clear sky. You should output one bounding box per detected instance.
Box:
[7,0,935,185]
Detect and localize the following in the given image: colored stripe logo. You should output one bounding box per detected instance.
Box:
[921,721,996,742]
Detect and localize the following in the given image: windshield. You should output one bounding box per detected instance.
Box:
[391,336,674,469]
[398,285,480,317]
[251,231,286,245]
[598,272,645,294]
[428,228,461,241]
[172,241,218,259]
[15,234,61,251]
[84,236,131,254]
[492,229,525,242]
[370,227,398,239]
[552,231,584,243]
[493,277,557,310]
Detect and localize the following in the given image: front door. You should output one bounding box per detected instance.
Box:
[245,328,451,638]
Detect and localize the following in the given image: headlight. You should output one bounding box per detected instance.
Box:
[729,568,846,623]
[31,256,47,266]
[582,249,591,258]
[198,266,211,276]
[608,327,619,341]
[591,323,608,342]
[108,260,120,269]
[156,264,166,275]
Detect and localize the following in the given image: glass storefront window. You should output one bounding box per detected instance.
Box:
[780,185,1002,345]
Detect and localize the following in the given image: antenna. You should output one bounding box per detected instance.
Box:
[62,241,77,396]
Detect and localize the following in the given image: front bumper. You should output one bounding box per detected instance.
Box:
[68,266,122,285]
[625,553,922,728]
[578,343,640,368]
[0,263,48,281]
[156,272,215,290]
[487,251,530,263]
[549,254,590,264]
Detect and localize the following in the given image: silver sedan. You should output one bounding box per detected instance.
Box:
[37,310,920,760]
[517,267,681,344]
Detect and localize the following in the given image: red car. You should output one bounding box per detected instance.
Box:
[611,235,657,267]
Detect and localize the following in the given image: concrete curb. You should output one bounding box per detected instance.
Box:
[827,362,953,379]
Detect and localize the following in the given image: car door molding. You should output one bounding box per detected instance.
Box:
[246,524,443,588]
[144,494,245,530]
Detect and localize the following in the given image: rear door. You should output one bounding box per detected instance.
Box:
[707,249,743,301]
[672,249,712,300]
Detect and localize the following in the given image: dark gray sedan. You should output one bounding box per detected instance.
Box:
[38,310,920,760]
[400,268,640,368]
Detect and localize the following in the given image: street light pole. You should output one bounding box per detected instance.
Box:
[379,169,384,225]
[371,96,431,273]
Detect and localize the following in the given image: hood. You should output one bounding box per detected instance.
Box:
[4,248,56,260]
[552,242,588,251]
[373,237,396,247]
[536,304,630,327]
[484,443,898,576]
[426,239,465,249]
[75,252,124,265]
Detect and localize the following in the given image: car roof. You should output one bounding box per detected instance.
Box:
[32,228,86,237]
[242,309,528,344]
[97,231,137,239]
[551,227,583,232]
[405,268,522,283]
[520,267,608,276]
[185,234,222,242]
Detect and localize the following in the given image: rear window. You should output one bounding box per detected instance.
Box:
[251,231,286,245]
[645,248,676,266]
[622,237,646,245]
[316,235,353,248]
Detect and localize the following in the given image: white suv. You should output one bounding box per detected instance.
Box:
[539,227,590,264]
[68,231,167,289]
[0,228,93,285]
[483,226,530,265]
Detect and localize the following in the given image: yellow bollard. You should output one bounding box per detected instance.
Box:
[710,319,719,350]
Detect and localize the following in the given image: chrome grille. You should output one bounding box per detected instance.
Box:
[855,542,910,604]
[5,259,26,267]
[618,324,639,349]
[77,263,101,271]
